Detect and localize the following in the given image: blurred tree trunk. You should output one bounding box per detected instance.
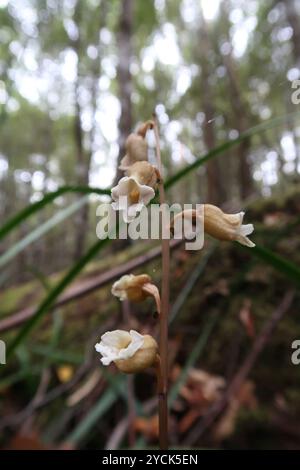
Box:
[113,0,133,185]
[89,1,107,156]
[72,1,89,259]
[221,0,254,201]
[199,11,225,205]
[223,53,253,200]
[284,0,300,66]
[72,0,106,259]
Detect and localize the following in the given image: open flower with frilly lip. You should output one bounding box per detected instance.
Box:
[112,273,161,313]
[95,329,158,373]
[171,204,255,248]
[111,177,154,222]
[111,161,159,223]
[119,121,154,170]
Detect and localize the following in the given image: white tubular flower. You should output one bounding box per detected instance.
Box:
[111,176,154,222]
[203,204,255,248]
[95,329,158,374]
[111,162,158,223]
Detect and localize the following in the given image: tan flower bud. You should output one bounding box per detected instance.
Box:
[119,134,148,170]
[203,204,255,247]
[170,205,255,248]
[112,274,152,302]
[126,161,160,190]
[112,274,161,314]
[95,329,158,374]
[137,120,154,137]
[119,121,154,170]
[115,334,158,374]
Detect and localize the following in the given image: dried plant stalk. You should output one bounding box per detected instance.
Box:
[153,114,170,450]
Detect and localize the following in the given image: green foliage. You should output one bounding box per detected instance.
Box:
[244,244,300,287]
[6,236,110,358]
[0,186,110,241]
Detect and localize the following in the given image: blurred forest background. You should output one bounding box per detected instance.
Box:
[0,0,300,450]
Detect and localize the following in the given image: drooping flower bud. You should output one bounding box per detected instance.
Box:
[119,134,148,170]
[112,274,161,313]
[126,161,160,189]
[170,205,255,248]
[95,329,158,374]
[137,120,154,138]
[203,204,255,247]
[119,121,154,170]
[112,274,151,301]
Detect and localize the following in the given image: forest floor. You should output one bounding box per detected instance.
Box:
[0,188,300,449]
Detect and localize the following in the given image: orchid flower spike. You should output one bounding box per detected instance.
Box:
[119,120,154,170]
[95,329,158,374]
[112,274,161,314]
[111,161,159,223]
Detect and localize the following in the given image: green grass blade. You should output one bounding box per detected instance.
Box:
[0,185,110,241]
[65,383,121,445]
[0,196,88,268]
[169,242,218,325]
[241,243,300,287]
[169,312,220,408]
[6,236,111,359]
[29,345,84,365]
[0,364,46,390]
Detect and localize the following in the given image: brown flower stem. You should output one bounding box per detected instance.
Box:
[155,353,168,447]
[137,120,154,138]
[153,113,169,450]
[155,354,163,392]
[127,375,136,447]
[142,283,161,315]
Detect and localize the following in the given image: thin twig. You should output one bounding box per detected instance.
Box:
[183,290,295,445]
[153,113,170,449]
[0,329,105,432]
[0,239,181,333]
[20,368,51,434]
[105,397,157,450]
